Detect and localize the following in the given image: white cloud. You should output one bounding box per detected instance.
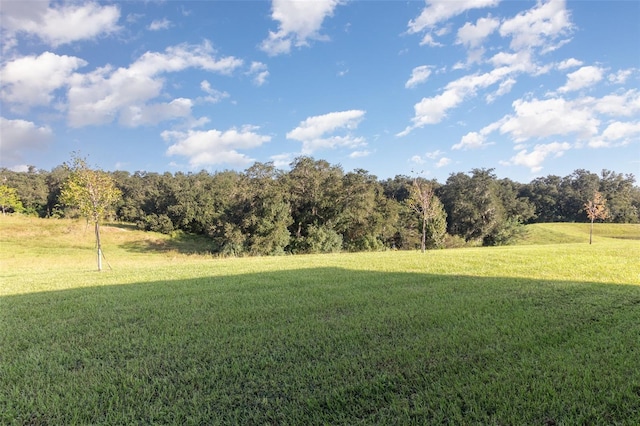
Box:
[590,121,640,148]
[1,52,87,111]
[557,58,583,70]
[349,150,371,158]
[410,155,425,165]
[163,126,271,168]
[486,77,516,103]
[456,15,500,48]
[408,0,500,33]
[419,33,444,47]
[1,1,120,47]
[608,69,635,85]
[499,0,573,51]
[270,153,294,168]
[425,150,444,159]
[405,65,433,88]
[557,65,604,93]
[436,157,451,168]
[453,131,491,150]
[119,98,193,127]
[398,66,512,135]
[67,41,242,127]
[507,142,571,172]
[148,18,172,31]
[459,89,640,160]
[260,0,343,56]
[593,90,640,116]
[200,80,230,103]
[287,110,366,154]
[499,97,599,142]
[0,117,53,165]
[247,62,269,86]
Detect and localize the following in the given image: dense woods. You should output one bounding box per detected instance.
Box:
[2,158,639,254]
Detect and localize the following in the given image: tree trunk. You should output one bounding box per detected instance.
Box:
[95,221,103,271]
[589,218,594,245]
[421,216,426,253]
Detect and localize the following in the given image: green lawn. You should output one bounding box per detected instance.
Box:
[1,217,639,424]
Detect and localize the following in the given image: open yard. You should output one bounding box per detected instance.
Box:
[1,217,639,424]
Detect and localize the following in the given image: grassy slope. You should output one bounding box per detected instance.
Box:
[1,217,639,424]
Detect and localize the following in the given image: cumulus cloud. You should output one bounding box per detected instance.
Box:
[349,150,371,158]
[506,142,571,172]
[1,1,121,47]
[608,69,635,85]
[592,89,640,116]
[1,52,87,111]
[486,77,516,103]
[499,0,573,51]
[436,157,452,168]
[67,41,242,127]
[453,132,488,150]
[269,153,294,168]
[557,65,604,93]
[589,121,640,148]
[148,18,172,31]
[163,126,271,168]
[200,80,230,103]
[260,0,343,56]
[398,66,512,135]
[247,62,269,86]
[287,110,366,154]
[0,117,53,165]
[405,65,433,88]
[456,15,500,48]
[499,97,599,142]
[408,0,500,34]
[557,58,583,70]
[119,98,193,127]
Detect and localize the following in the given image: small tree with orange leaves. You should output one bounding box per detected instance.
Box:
[584,191,609,244]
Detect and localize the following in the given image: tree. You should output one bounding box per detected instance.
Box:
[407,178,446,252]
[59,155,121,271]
[0,184,24,214]
[584,191,609,244]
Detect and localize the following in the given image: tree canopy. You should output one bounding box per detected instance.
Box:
[2,157,638,256]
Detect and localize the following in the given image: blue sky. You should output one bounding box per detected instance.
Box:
[1,0,639,182]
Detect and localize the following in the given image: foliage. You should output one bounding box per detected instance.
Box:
[59,155,122,270]
[585,190,609,244]
[0,184,24,214]
[60,156,121,224]
[3,160,639,256]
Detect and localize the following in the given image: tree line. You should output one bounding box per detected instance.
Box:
[2,157,638,255]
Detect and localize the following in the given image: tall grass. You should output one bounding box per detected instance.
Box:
[1,217,639,424]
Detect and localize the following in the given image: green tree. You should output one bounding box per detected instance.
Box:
[285,157,344,252]
[59,155,122,271]
[0,184,24,214]
[599,170,638,223]
[241,162,292,256]
[584,191,609,244]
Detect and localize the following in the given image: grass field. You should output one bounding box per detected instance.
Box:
[1,216,639,424]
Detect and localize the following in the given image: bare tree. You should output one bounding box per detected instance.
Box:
[408,178,436,253]
[584,191,609,244]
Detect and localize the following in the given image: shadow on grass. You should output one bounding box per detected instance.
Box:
[2,268,640,425]
[118,232,214,255]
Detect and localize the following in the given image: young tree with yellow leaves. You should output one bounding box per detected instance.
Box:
[60,155,121,270]
[584,191,609,244]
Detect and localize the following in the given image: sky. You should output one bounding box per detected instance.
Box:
[1,0,639,183]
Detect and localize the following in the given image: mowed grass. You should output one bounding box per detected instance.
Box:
[1,217,639,424]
